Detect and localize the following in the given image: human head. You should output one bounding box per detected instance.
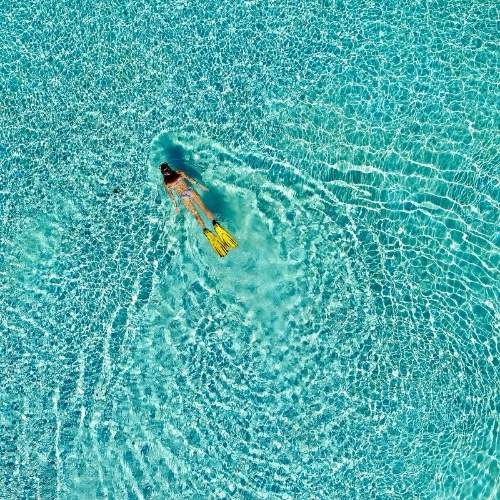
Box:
[160,163,172,176]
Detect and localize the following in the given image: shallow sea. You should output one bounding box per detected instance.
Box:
[1,0,499,498]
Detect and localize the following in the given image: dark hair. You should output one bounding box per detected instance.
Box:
[160,163,172,175]
[160,162,181,185]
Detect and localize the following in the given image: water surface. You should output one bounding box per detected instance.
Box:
[1,0,498,498]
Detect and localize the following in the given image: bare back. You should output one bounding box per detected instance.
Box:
[165,171,190,196]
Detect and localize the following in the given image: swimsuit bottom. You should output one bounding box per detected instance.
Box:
[181,187,194,199]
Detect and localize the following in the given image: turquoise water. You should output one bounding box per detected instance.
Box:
[1,0,499,498]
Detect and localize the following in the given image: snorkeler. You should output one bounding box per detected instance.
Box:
[160,163,237,257]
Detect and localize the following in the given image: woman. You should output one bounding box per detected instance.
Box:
[160,163,237,257]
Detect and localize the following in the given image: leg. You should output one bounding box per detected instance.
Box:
[181,198,205,228]
[190,191,215,221]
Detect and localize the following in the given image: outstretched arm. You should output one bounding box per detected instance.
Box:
[164,184,180,212]
[182,172,209,191]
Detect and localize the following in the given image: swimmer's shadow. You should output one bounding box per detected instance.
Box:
[201,187,237,221]
[156,135,199,179]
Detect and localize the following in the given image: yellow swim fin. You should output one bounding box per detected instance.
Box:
[203,228,228,257]
[213,220,238,249]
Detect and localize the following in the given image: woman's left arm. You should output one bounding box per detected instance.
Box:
[164,184,180,212]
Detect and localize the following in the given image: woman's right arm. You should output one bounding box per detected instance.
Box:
[181,171,208,191]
